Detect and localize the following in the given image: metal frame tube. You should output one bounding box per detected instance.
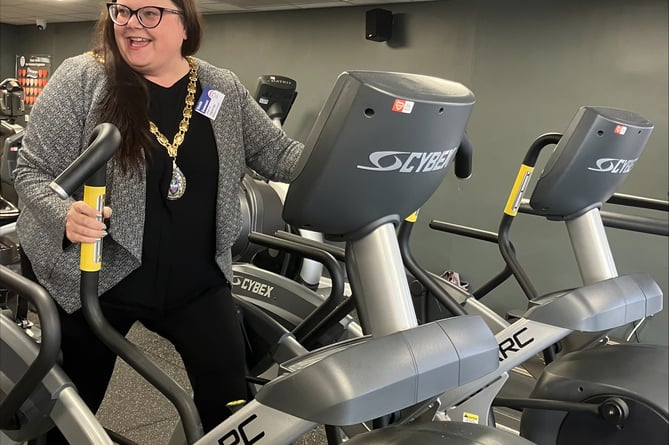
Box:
[566,208,618,284]
[346,222,418,336]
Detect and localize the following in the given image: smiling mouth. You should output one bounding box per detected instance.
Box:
[128,37,151,47]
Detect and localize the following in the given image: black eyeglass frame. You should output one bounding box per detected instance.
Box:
[106,2,183,29]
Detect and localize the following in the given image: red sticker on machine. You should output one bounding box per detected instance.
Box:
[614,125,627,135]
[392,99,414,114]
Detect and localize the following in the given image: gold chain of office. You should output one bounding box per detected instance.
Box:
[86,51,198,159]
[149,56,198,158]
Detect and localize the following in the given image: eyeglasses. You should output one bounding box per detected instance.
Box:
[107,3,183,29]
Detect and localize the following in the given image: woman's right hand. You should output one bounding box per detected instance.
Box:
[65,201,111,244]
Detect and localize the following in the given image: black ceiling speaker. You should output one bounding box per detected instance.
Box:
[366,8,393,42]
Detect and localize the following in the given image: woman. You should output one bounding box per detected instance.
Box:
[14,0,303,440]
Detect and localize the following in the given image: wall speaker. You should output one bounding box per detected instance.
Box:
[366,8,393,42]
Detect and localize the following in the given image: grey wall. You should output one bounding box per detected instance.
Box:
[0,24,19,79]
[0,20,95,74]
[1,0,667,344]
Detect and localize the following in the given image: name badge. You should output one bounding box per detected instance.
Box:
[195,86,225,120]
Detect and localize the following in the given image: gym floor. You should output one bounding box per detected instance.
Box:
[96,322,326,444]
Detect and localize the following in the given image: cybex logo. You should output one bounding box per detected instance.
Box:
[232,276,274,298]
[357,149,456,173]
[588,157,637,174]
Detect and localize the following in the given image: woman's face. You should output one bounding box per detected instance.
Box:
[111,0,187,76]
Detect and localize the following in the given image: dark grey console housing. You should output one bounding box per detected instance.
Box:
[283,70,475,239]
[530,106,653,220]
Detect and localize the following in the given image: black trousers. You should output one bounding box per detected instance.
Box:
[45,285,248,443]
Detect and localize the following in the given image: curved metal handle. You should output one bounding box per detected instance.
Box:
[454,134,473,179]
[0,265,60,429]
[248,232,345,347]
[50,122,204,443]
[49,123,121,197]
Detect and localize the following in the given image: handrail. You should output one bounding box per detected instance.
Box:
[274,230,346,262]
[427,219,516,300]
[428,220,499,244]
[0,266,61,429]
[497,133,563,301]
[50,123,204,444]
[248,232,345,348]
[607,193,669,212]
[398,219,467,317]
[518,199,668,237]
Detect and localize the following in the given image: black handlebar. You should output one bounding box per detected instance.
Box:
[607,193,669,213]
[518,199,668,237]
[50,123,204,444]
[274,230,346,262]
[454,135,473,179]
[398,220,468,317]
[50,123,121,197]
[0,266,61,429]
[248,232,345,348]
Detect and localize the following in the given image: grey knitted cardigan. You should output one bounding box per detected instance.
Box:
[15,53,303,313]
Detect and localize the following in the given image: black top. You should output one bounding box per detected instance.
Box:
[102,73,227,314]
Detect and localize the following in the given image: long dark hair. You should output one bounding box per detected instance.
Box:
[91,0,204,173]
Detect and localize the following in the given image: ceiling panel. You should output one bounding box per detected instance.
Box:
[0,0,436,25]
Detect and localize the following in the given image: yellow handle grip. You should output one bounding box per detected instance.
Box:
[504,164,534,216]
[80,185,106,272]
